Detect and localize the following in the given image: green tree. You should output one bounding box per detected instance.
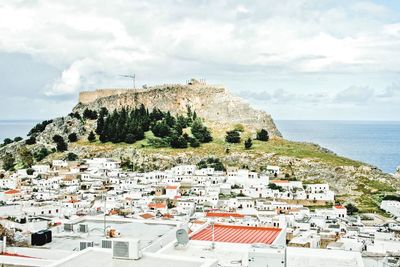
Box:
[2,153,15,171]
[52,135,68,152]
[189,138,200,148]
[26,168,34,175]
[345,203,359,215]
[256,129,269,141]
[244,138,253,149]
[88,131,96,142]
[225,130,241,143]
[83,108,98,120]
[34,148,49,161]
[14,136,23,142]
[191,119,212,143]
[18,146,34,168]
[25,136,36,145]
[96,115,105,135]
[66,152,78,161]
[3,138,13,145]
[125,133,136,144]
[68,133,78,142]
[151,121,171,138]
[170,135,188,148]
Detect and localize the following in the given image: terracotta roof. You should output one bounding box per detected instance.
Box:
[66,199,80,203]
[271,180,289,184]
[191,224,281,244]
[206,212,245,218]
[109,209,118,215]
[148,203,167,209]
[4,189,20,195]
[334,205,346,209]
[166,186,178,189]
[140,213,155,219]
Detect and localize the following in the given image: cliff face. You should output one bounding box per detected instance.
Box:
[74,81,282,137]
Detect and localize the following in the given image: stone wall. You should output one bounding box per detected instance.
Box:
[79,89,133,104]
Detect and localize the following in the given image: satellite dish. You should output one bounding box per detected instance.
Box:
[176,229,189,246]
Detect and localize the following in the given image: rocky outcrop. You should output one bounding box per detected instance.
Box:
[75,80,282,137]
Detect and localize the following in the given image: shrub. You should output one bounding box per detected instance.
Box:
[88,131,96,142]
[151,121,171,138]
[34,148,50,161]
[3,138,13,145]
[83,108,98,120]
[345,203,359,215]
[52,135,68,152]
[66,152,78,161]
[28,120,53,136]
[25,136,36,145]
[14,136,23,142]
[147,137,170,148]
[189,138,200,148]
[244,138,253,149]
[170,135,188,148]
[191,119,212,143]
[125,133,136,144]
[225,130,241,143]
[26,168,34,175]
[68,133,78,142]
[256,129,269,141]
[2,153,15,171]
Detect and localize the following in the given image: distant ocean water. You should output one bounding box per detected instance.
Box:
[276,120,400,174]
[0,120,39,142]
[0,120,399,173]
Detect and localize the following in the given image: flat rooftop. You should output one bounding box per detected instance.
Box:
[50,248,216,267]
[42,219,174,251]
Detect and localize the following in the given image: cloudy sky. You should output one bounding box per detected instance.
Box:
[1,0,400,120]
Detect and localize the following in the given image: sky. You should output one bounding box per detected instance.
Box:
[0,0,400,121]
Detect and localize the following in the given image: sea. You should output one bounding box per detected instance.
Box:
[276,120,400,174]
[0,120,399,174]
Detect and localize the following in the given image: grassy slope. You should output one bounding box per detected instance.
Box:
[74,126,363,167]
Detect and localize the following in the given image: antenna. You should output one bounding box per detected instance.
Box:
[210,219,215,249]
[120,74,136,89]
[176,229,189,246]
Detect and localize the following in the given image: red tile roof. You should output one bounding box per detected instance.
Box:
[4,189,20,195]
[271,180,289,184]
[140,213,155,219]
[148,203,167,209]
[206,212,245,218]
[334,205,346,209]
[166,186,178,189]
[191,224,281,244]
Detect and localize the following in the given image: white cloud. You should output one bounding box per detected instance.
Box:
[0,0,399,120]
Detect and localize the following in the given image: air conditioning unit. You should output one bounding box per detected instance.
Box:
[102,239,112,249]
[80,241,94,251]
[112,239,141,260]
[64,223,74,232]
[79,223,89,233]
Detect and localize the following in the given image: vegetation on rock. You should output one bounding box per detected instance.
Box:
[256,129,269,142]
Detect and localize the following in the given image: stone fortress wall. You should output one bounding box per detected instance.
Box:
[78,79,224,104]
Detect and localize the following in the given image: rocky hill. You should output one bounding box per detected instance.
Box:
[0,79,399,213]
[74,79,281,137]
